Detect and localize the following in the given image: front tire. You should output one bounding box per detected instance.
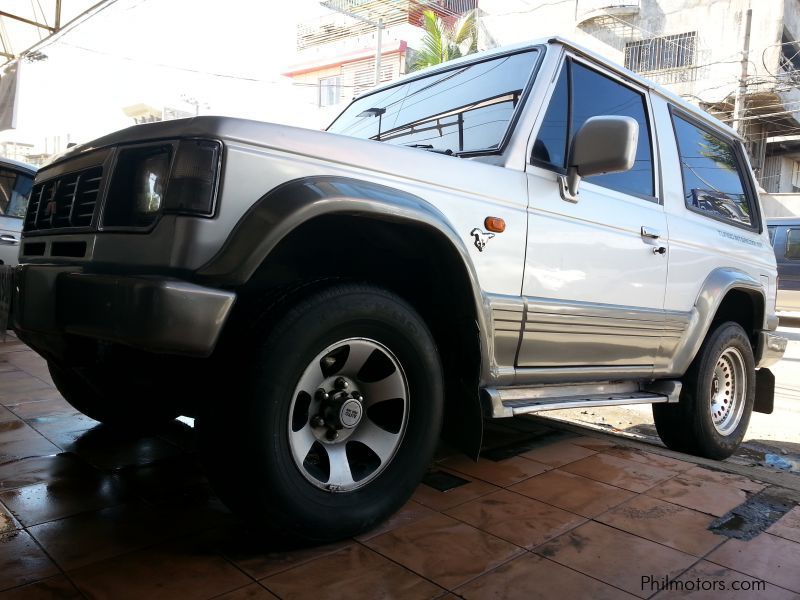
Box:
[199,283,443,543]
[653,321,755,459]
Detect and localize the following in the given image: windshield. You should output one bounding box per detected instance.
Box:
[327,49,540,155]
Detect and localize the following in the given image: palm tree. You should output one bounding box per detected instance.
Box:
[411,9,478,71]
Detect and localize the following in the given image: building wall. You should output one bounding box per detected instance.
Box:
[479,0,786,105]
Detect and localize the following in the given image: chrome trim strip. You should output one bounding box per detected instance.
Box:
[514,365,655,384]
[482,380,679,418]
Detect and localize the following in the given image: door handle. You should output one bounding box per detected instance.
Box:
[640,226,661,239]
[0,234,18,245]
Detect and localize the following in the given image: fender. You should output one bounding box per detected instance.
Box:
[660,267,765,376]
[197,176,493,455]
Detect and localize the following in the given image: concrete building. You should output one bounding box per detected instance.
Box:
[284,1,478,128]
[479,0,800,197]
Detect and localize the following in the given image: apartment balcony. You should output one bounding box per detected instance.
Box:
[576,0,640,25]
[298,0,477,51]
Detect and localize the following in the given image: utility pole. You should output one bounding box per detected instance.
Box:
[732,7,752,136]
[374,18,383,87]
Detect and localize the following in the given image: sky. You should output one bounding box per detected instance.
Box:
[1,0,332,152]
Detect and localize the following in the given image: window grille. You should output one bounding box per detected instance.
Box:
[624,32,697,74]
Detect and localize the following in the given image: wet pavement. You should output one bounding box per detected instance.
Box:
[1,334,800,599]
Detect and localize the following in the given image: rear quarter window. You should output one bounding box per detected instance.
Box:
[670,110,758,231]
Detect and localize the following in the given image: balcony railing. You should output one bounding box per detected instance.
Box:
[576,0,641,24]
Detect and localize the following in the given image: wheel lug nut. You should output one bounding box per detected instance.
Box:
[334,377,348,390]
[352,391,362,401]
[326,429,339,441]
[315,388,329,401]
[311,415,325,428]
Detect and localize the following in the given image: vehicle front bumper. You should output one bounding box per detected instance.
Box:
[755,329,787,369]
[11,265,236,357]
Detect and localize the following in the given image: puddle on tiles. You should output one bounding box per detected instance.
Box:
[709,489,797,540]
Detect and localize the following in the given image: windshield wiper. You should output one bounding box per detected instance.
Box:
[405,144,454,156]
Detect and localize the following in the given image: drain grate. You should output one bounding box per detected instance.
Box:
[709,489,796,541]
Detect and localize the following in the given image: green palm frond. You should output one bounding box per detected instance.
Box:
[411,9,478,71]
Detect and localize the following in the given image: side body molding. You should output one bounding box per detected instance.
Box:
[659,267,765,376]
[196,175,493,380]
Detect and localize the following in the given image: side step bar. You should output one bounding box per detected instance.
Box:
[482,380,682,418]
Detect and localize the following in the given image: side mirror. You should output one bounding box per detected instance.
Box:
[559,116,638,203]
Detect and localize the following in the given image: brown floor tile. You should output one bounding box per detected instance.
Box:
[28,494,230,571]
[0,575,83,599]
[567,436,621,451]
[768,506,800,544]
[0,453,90,491]
[559,452,675,493]
[0,500,20,533]
[364,513,524,590]
[0,473,130,526]
[7,399,76,421]
[412,469,500,512]
[0,435,61,464]
[68,538,252,600]
[225,536,351,581]
[518,439,598,468]
[645,475,755,517]
[595,495,723,556]
[535,521,696,598]
[446,489,586,549]
[456,553,637,599]
[706,533,800,593]
[601,447,694,473]
[0,388,63,409]
[680,466,765,493]
[439,454,550,487]
[28,413,100,438]
[0,420,42,443]
[214,583,278,599]
[510,469,635,518]
[263,543,443,599]
[0,375,52,396]
[0,405,18,422]
[356,499,437,542]
[0,530,60,592]
[653,560,798,599]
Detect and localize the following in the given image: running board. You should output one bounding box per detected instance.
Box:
[482,380,682,418]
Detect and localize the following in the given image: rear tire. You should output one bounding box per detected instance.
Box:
[198,283,443,543]
[653,321,755,459]
[48,362,181,429]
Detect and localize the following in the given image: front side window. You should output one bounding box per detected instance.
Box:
[0,168,34,219]
[768,226,777,245]
[327,49,539,154]
[787,228,800,260]
[531,59,655,199]
[671,112,755,229]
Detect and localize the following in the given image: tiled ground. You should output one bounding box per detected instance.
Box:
[1,334,799,599]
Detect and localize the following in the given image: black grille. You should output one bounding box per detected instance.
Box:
[24,166,103,233]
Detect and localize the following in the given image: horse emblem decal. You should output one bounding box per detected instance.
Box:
[470,228,495,252]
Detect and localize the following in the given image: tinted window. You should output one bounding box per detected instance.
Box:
[328,50,539,154]
[0,168,34,219]
[532,64,568,167]
[788,228,800,260]
[672,113,754,228]
[571,63,654,197]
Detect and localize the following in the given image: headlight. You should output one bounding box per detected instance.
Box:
[104,144,172,228]
[103,139,221,229]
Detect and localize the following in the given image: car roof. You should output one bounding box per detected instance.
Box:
[0,156,36,174]
[361,36,740,141]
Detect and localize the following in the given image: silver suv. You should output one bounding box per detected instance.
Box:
[3,38,786,543]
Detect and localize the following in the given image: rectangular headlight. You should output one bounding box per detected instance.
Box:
[104,144,173,228]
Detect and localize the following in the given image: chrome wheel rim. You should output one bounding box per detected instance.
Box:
[288,337,409,492]
[710,347,746,436]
